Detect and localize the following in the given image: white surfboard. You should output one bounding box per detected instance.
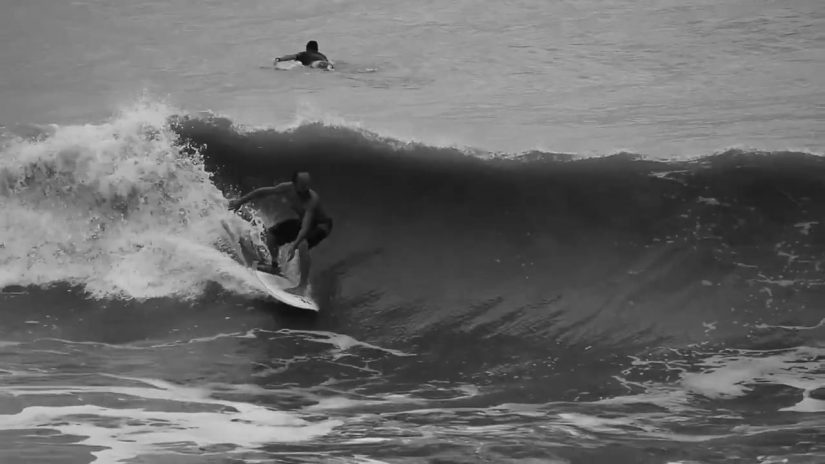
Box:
[253,270,319,311]
[270,59,333,71]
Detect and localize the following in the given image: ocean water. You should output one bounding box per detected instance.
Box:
[2,0,823,155]
[1,1,825,463]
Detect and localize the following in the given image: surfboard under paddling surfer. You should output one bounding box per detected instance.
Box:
[229,171,333,296]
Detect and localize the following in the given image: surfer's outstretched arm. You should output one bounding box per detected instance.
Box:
[274,53,299,62]
[229,182,290,210]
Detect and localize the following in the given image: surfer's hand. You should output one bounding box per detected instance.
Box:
[286,244,296,261]
[228,199,241,211]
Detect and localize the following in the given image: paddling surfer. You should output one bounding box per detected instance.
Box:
[273,40,333,69]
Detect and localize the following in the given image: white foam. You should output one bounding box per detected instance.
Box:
[780,396,825,413]
[272,329,415,358]
[0,374,342,463]
[0,99,264,300]
[754,318,825,331]
[307,396,425,411]
[680,347,825,410]
[754,278,799,287]
[697,197,722,206]
[794,221,818,235]
[702,321,718,333]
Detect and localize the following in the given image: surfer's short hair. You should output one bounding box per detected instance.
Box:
[306,40,319,51]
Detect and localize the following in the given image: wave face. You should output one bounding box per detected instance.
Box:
[4,104,824,349]
[173,115,825,348]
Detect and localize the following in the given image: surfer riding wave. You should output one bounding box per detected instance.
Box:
[229,171,333,295]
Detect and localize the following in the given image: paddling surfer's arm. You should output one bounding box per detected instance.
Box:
[274,53,299,62]
[229,183,290,210]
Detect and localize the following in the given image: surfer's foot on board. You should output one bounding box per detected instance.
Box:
[256,262,282,275]
[285,284,307,297]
